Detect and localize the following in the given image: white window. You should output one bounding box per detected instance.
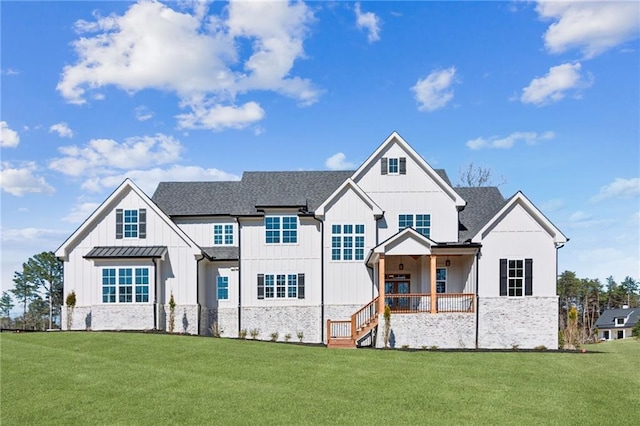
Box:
[116,208,146,239]
[102,267,149,303]
[214,224,233,245]
[257,273,305,299]
[398,214,431,237]
[265,216,297,244]
[331,224,365,261]
[217,276,228,300]
[615,317,625,326]
[388,158,399,174]
[508,260,524,297]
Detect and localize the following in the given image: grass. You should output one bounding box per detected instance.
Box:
[1,333,639,425]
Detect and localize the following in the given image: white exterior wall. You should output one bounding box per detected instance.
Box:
[60,186,200,333]
[323,186,379,306]
[174,217,237,248]
[478,203,558,297]
[353,142,459,243]
[239,215,321,307]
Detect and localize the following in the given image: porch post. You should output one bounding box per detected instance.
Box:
[430,255,437,312]
[378,255,385,313]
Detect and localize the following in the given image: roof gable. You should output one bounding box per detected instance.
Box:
[373,227,436,255]
[594,308,639,329]
[471,191,567,245]
[315,179,383,218]
[56,179,200,260]
[351,131,465,209]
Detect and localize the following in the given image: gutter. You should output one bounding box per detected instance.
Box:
[196,254,206,335]
[153,258,158,330]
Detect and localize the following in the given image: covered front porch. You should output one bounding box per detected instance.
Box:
[368,228,480,315]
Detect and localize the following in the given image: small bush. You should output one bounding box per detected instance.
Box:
[284,333,291,342]
[430,345,439,350]
[168,293,176,333]
[250,328,260,339]
[210,321,222,338]
[401,344,409,350]
[297,331,304,343]
[270,332,279,342]
[633,321,640,340]
[239,329,248,339]
[533,345,547,351]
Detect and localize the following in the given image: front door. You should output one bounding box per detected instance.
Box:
[385,274,410,311]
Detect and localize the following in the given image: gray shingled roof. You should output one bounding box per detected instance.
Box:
[202,246,239,261]
[454,187,506,242]
[84,246,167,259]
[152,169,453,217]
[151,169,504,244]
[594,308,640,329]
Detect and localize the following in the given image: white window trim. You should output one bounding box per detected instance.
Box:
[265,215,298,245]
[507,259,525,297]
[123,209,139,239]
[101,266,150,304]
[264,273,300,299]
[388,157,400,175]
[216,275,229,300]
[331,224,365,262]
[213,224,234,246]
[435,267,447,294]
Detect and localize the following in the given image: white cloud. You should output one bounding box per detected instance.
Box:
[325,152,356,171]
[520,62,591,106]
[1,121,20,148]
[536,1,640,59]
[355,2,381,43]
[56,0,318,130]
[62,202,101,224]
[466,131,554,150]
[567,210,610,229]
[49,122,74,138]
[134,106,154,121]
[1,227,68,243]
[1,68,19,76]
[49,134,182,177]
[591,177,640,202]
[176,101,265,131]
[81,165,240,195]
[411,67,457,112]
[0,162,55,196]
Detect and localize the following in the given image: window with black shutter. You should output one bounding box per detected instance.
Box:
[298,273,305,299]
[139,209,147,239]
[257,274,264,300]
[381,157,388,175]
[115,209,123,239]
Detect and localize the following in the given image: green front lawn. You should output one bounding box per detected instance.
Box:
[1,332,638,425]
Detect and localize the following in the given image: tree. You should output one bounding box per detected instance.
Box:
[0,291,14,328]
[10,270,38,329]
[23,251,63,330]
[619,276,639,307]
[457,162,505,187]
[26,297,48,330]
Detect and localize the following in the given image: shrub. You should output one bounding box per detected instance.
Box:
[168,293,176,333]
[284,333,291,342]
[533,345,547,351]
[633,321,640,340]
[239,329,248,339]
[210,321,222,338]
[250,328,260,339]
[297,331,304,343]
[270,332,279,342]
[383,304,391,348]
[65,291,76,331]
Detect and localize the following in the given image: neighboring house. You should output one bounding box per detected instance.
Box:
[56,132,568,349]
[594,308,640,340]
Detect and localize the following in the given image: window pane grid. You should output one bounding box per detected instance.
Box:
[276,274,286,298]
[508,260,524,297]
[102,268,116,303]
[265,275,275,298]
[217,276,229,300]
[287,274,297,298]
[388,158,399,174]
[331,224,364,261]
[124,210,138,238]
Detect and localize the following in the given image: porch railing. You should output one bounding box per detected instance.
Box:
[385,293,475,313]
[327,297,380,347]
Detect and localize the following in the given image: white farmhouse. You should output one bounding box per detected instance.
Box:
[56,132,567,349]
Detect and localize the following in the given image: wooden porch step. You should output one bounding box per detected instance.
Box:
[327,338,356,349]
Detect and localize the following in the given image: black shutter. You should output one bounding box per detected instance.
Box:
[499,259,507,296]
[399,157,406,175]
[116,209,123,239]
[298,273,305,299]
[525,258,533,296]
[139,209,146,239]
[257,274,264,300]
[381,157,388,175]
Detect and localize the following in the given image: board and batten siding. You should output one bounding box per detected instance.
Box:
[61,187,200,309]
[239,215,321,307]
[478,203,558,297]
[353,142,460,243]
[323,186,379,306]
[174,217,238,248]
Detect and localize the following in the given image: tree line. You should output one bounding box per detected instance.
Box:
[0,251,63,330]
[558,270,639,347]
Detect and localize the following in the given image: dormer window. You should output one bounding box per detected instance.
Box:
[381,157,406,175]
[615,317,625,326]
[115,208,146,239]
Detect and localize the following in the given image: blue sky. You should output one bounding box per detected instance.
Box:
[1,0,639,299]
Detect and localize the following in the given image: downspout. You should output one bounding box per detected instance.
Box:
[474,249,480,349]
[196,255,205,335]
[153,258,158,330]
[310,215,324,343]
[237,218,242,337]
